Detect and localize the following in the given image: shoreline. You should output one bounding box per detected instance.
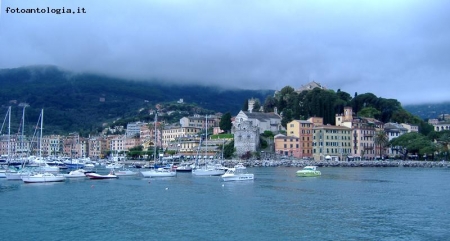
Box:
[125,159,450,168]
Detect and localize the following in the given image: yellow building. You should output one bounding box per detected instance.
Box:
[312,125,352,161]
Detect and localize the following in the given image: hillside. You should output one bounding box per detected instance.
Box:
[0,66,273,135]
[404,102,450,120]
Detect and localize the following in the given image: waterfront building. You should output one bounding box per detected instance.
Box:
[88,136,107,159]
[274,134,300,158]
[233,120,260,156]
[384,122,409,157]
[234,110,282,134]
[41,135,62,156]
[284,118,316,158]
[312,125,352,161]
[162,126,201,148]
[336,107,382,160]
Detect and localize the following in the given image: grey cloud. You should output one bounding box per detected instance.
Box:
[1,0,449,104]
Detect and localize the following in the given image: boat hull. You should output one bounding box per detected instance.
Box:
[22,173,66,183]
[85,173,118,179]
[222,173,254,182]
[296,171,321,177]
[114,170,138,176]
[192,168,225,176]
[141,170,176,178]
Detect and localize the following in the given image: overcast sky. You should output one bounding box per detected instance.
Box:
[1,0,449,105]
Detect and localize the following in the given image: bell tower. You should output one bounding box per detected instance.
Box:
[343,106,353,122]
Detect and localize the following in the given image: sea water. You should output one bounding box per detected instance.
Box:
[1,167,449,241]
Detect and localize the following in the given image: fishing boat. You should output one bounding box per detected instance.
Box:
[296,166,321,177]
[22,172,66,183]
[221,164,254,182]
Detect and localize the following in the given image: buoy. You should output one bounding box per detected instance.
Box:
[165,187,169,190]
[222,184,224,187]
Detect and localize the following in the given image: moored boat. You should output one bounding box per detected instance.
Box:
[296,166,321,177]
[141,167,176,178]
[85,171,118,179]
[114,168,138,176]
[21,172,66,183]
[221,167,254,182]
[63,169,87,178]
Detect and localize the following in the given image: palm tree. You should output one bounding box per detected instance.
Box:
[374,130,389,159]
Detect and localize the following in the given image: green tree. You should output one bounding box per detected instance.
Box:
[358,107,381,119]
[281,108,293,128]
[263,95,277,113]
[219,112,232,133]
[390,132,432,160]
[223,140,235,159]
[242,99,249,111]
[253,99,261,112]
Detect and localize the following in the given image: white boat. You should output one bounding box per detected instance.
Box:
[5,168,33,180]
[141,167,176,178]
[192,165,226,176]
[84,163,95,168]
[63,169,87,178]
[85,171,118,179]
[234,163,246,170]
[221,167,254,182]
[114,168,138,176]
[105,163,123,169]
[22,172,66,183]
[296,166,321,177]
[176,163,192,172]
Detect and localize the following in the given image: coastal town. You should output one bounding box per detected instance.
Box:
[1,82,449,165]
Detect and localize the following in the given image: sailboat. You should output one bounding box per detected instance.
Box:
[192,115,225,176]
[141,111,176,178]
[21,109,66,183]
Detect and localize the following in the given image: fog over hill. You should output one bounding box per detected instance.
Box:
[0,66,273,135]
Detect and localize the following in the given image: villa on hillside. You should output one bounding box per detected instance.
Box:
[295,81,327,93]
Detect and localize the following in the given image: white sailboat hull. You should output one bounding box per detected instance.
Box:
[192,168,225,176]
[22,173,66,183]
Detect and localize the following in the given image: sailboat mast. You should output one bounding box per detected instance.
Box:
[7,106,11,161]
[154,112,157,163]
[205,115,208,160]
[21,105,26,158]
[39,109,43,157]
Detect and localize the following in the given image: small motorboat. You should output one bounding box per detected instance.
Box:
[221,167,254,182]
[86,171,118,179]
[296,166,321,177]
[63,169,87,178]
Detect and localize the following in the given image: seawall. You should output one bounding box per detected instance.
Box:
[223,160,450,168]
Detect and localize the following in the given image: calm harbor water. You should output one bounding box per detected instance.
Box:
[1,167,449,241]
